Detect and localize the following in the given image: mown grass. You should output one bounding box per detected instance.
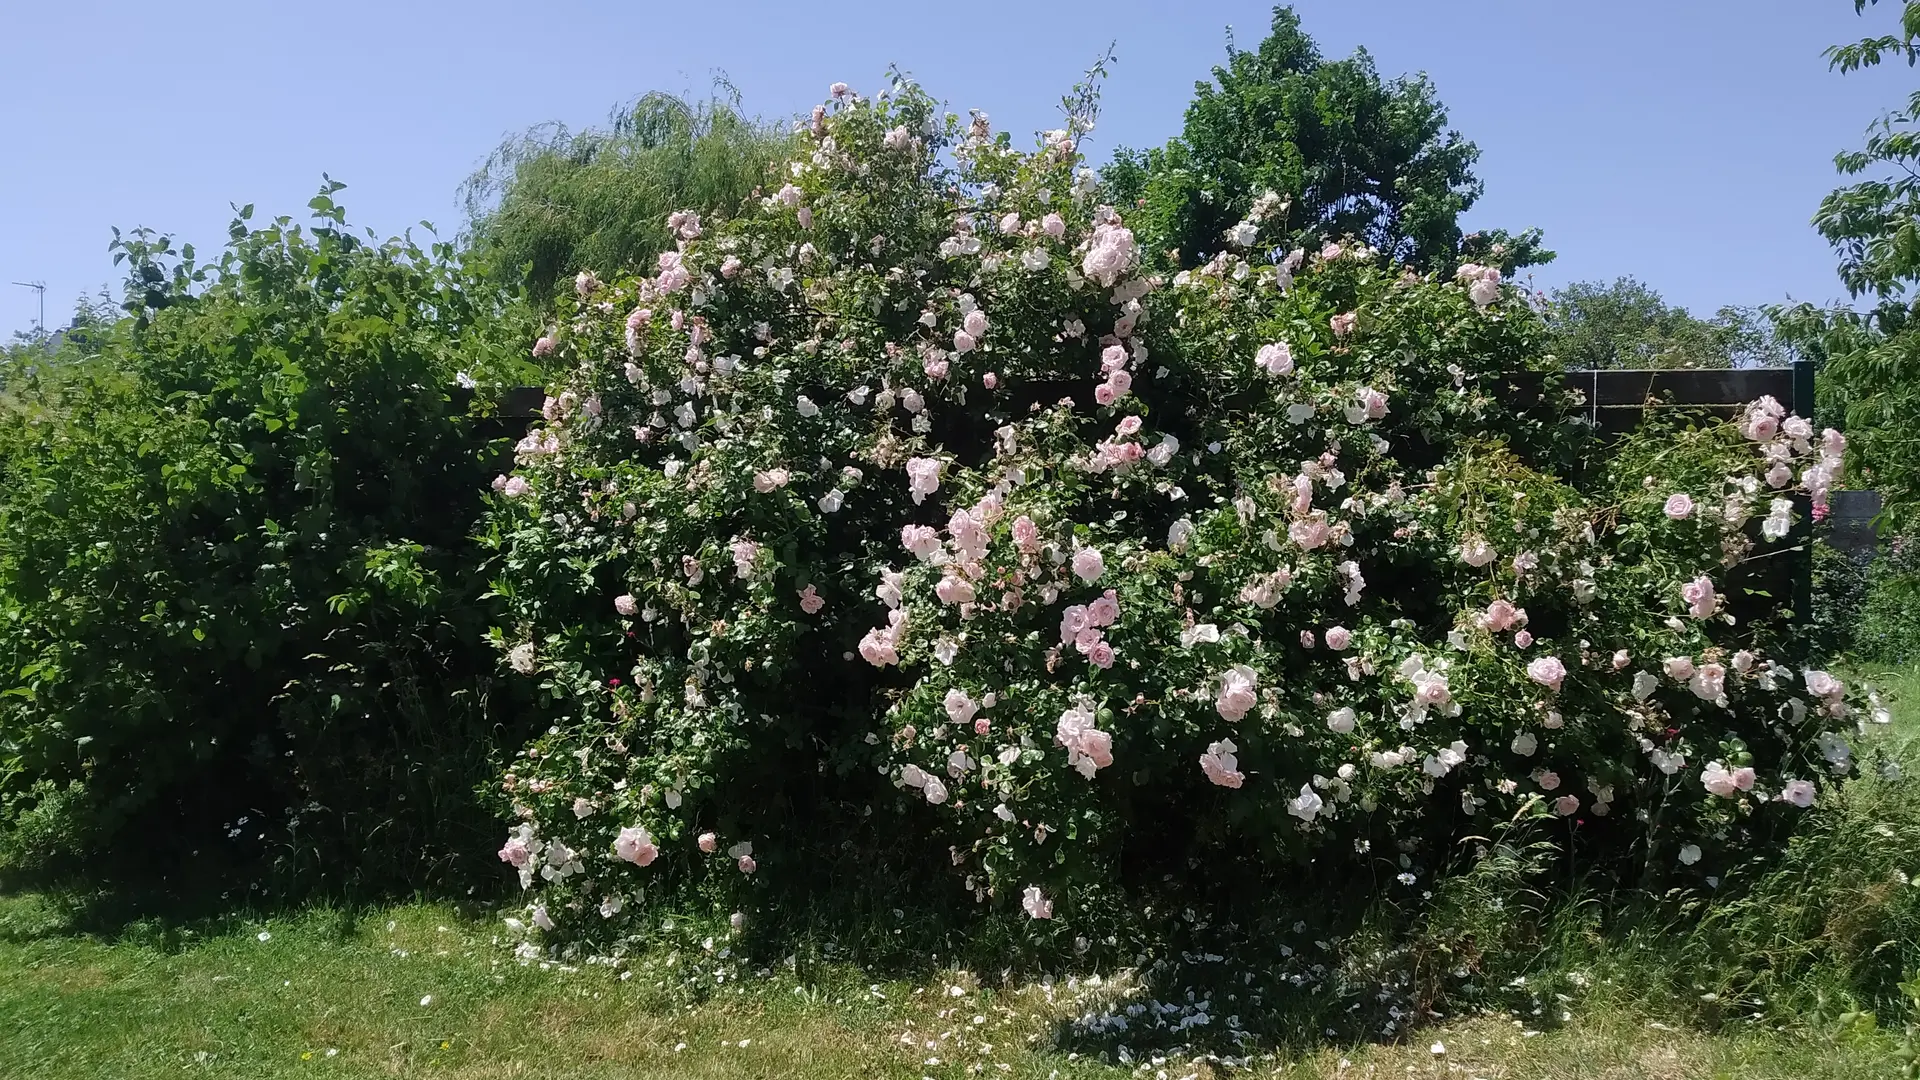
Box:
[2,665,1917,1079]
[0,890,1891,1079]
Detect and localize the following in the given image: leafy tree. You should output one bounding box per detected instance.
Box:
[1103,6,1550,274]
[1545,278,1793,370]
[1781,0,1920,530]
[461,87,792,304]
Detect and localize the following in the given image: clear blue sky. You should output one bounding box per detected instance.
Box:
[0,0,1908,336]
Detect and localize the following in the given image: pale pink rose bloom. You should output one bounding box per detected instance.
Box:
[1100,345,1128,372]
[1612,649,1631,670]
[830,81,851,99]
[1022,886,1053,919]
[698,832,718,853]
[1094,384,1117,406]
[1300,630,1316,648]
[998,212,1021,234]
[1513,629,1534,648]
[1011,515,1042,553]
[1289,518,1331,550]
[1330,312,1357,337]
[731,539,759,579]
[902,524,943,561]
[1107,368,1133,394]
[1460,538,1497,567]
[1086,592,1120,626]
[1731,766,1756,791]
[1071,547,1106,583]
[532,335,557,358]
[614,827,659,867]
[884,125,911,151]
[1526,656,1567,692]
[974,717,991,735]
[1255,342,1294,376]
[1481,599,1521,632]
[1663,493,1695,520]
[1215,665,1259,721]
[1534,769,1562,791]
[1041,213,1066,238]
[963,310,989,338]
[1115,415,1143,437]
[737,855,757,874]
[1087,641,1115,669]
[1325,626,1353,651]
[1553,795,1581,816]
[1199,738,1244,788]
[939,689,978,727]
[1701,761,1739,797]
[953,330,976,353]
[858,629,900,667]
[1689,662,1726,701]
[1356,387,1389,419]
[1681,575,1717,618]
[1779,779,1816,808]
[615,594,639,616]
[798,585,825,614]
[983,371,999,389]
[1664,656,1696,681]
[905,457,943,504]
[498,836,531,868]
[935,574,976,605]
[1804,669,1843,699]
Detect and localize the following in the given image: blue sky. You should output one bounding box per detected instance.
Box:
[0,1,1907,336]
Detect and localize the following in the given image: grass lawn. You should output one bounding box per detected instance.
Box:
[0,890,1890,1080]
[2,664,1916,1079]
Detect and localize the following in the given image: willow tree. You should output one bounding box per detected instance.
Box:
[462,88,793,304]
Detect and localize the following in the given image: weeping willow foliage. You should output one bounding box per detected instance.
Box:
[461,87,794,304]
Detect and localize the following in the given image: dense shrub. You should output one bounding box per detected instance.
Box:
[1856,538,1920,663]
[482,79,1862,951]
[0,189,538,893]
[1811,542,1872,660]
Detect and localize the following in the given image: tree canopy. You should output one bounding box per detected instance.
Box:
[461,88,792,304]
[1782,0,1920,531]
[1103,6,1550,274]
[1545,278,1792,370]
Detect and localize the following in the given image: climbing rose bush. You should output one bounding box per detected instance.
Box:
[483,79,1859,944]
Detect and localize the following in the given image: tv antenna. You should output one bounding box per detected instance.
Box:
[12,281,46,335]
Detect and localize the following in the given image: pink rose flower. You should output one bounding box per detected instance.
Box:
[1199,738,1244,788]
[798,585,825,614]
[1325,626,1352,651]
[1526,656,1567,692]
[614,827,658,867]
[698,832,718,853]
[1664,493,1695,520]
[1681,575,1717,618]
[1330,312,1357,337]
[614,594,639,616]
[1215,666,1259,721]
[1071,547,1106,583]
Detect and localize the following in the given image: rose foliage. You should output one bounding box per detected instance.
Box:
[484,81,1862,946]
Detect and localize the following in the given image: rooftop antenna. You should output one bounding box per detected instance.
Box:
[11,281,46,336]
